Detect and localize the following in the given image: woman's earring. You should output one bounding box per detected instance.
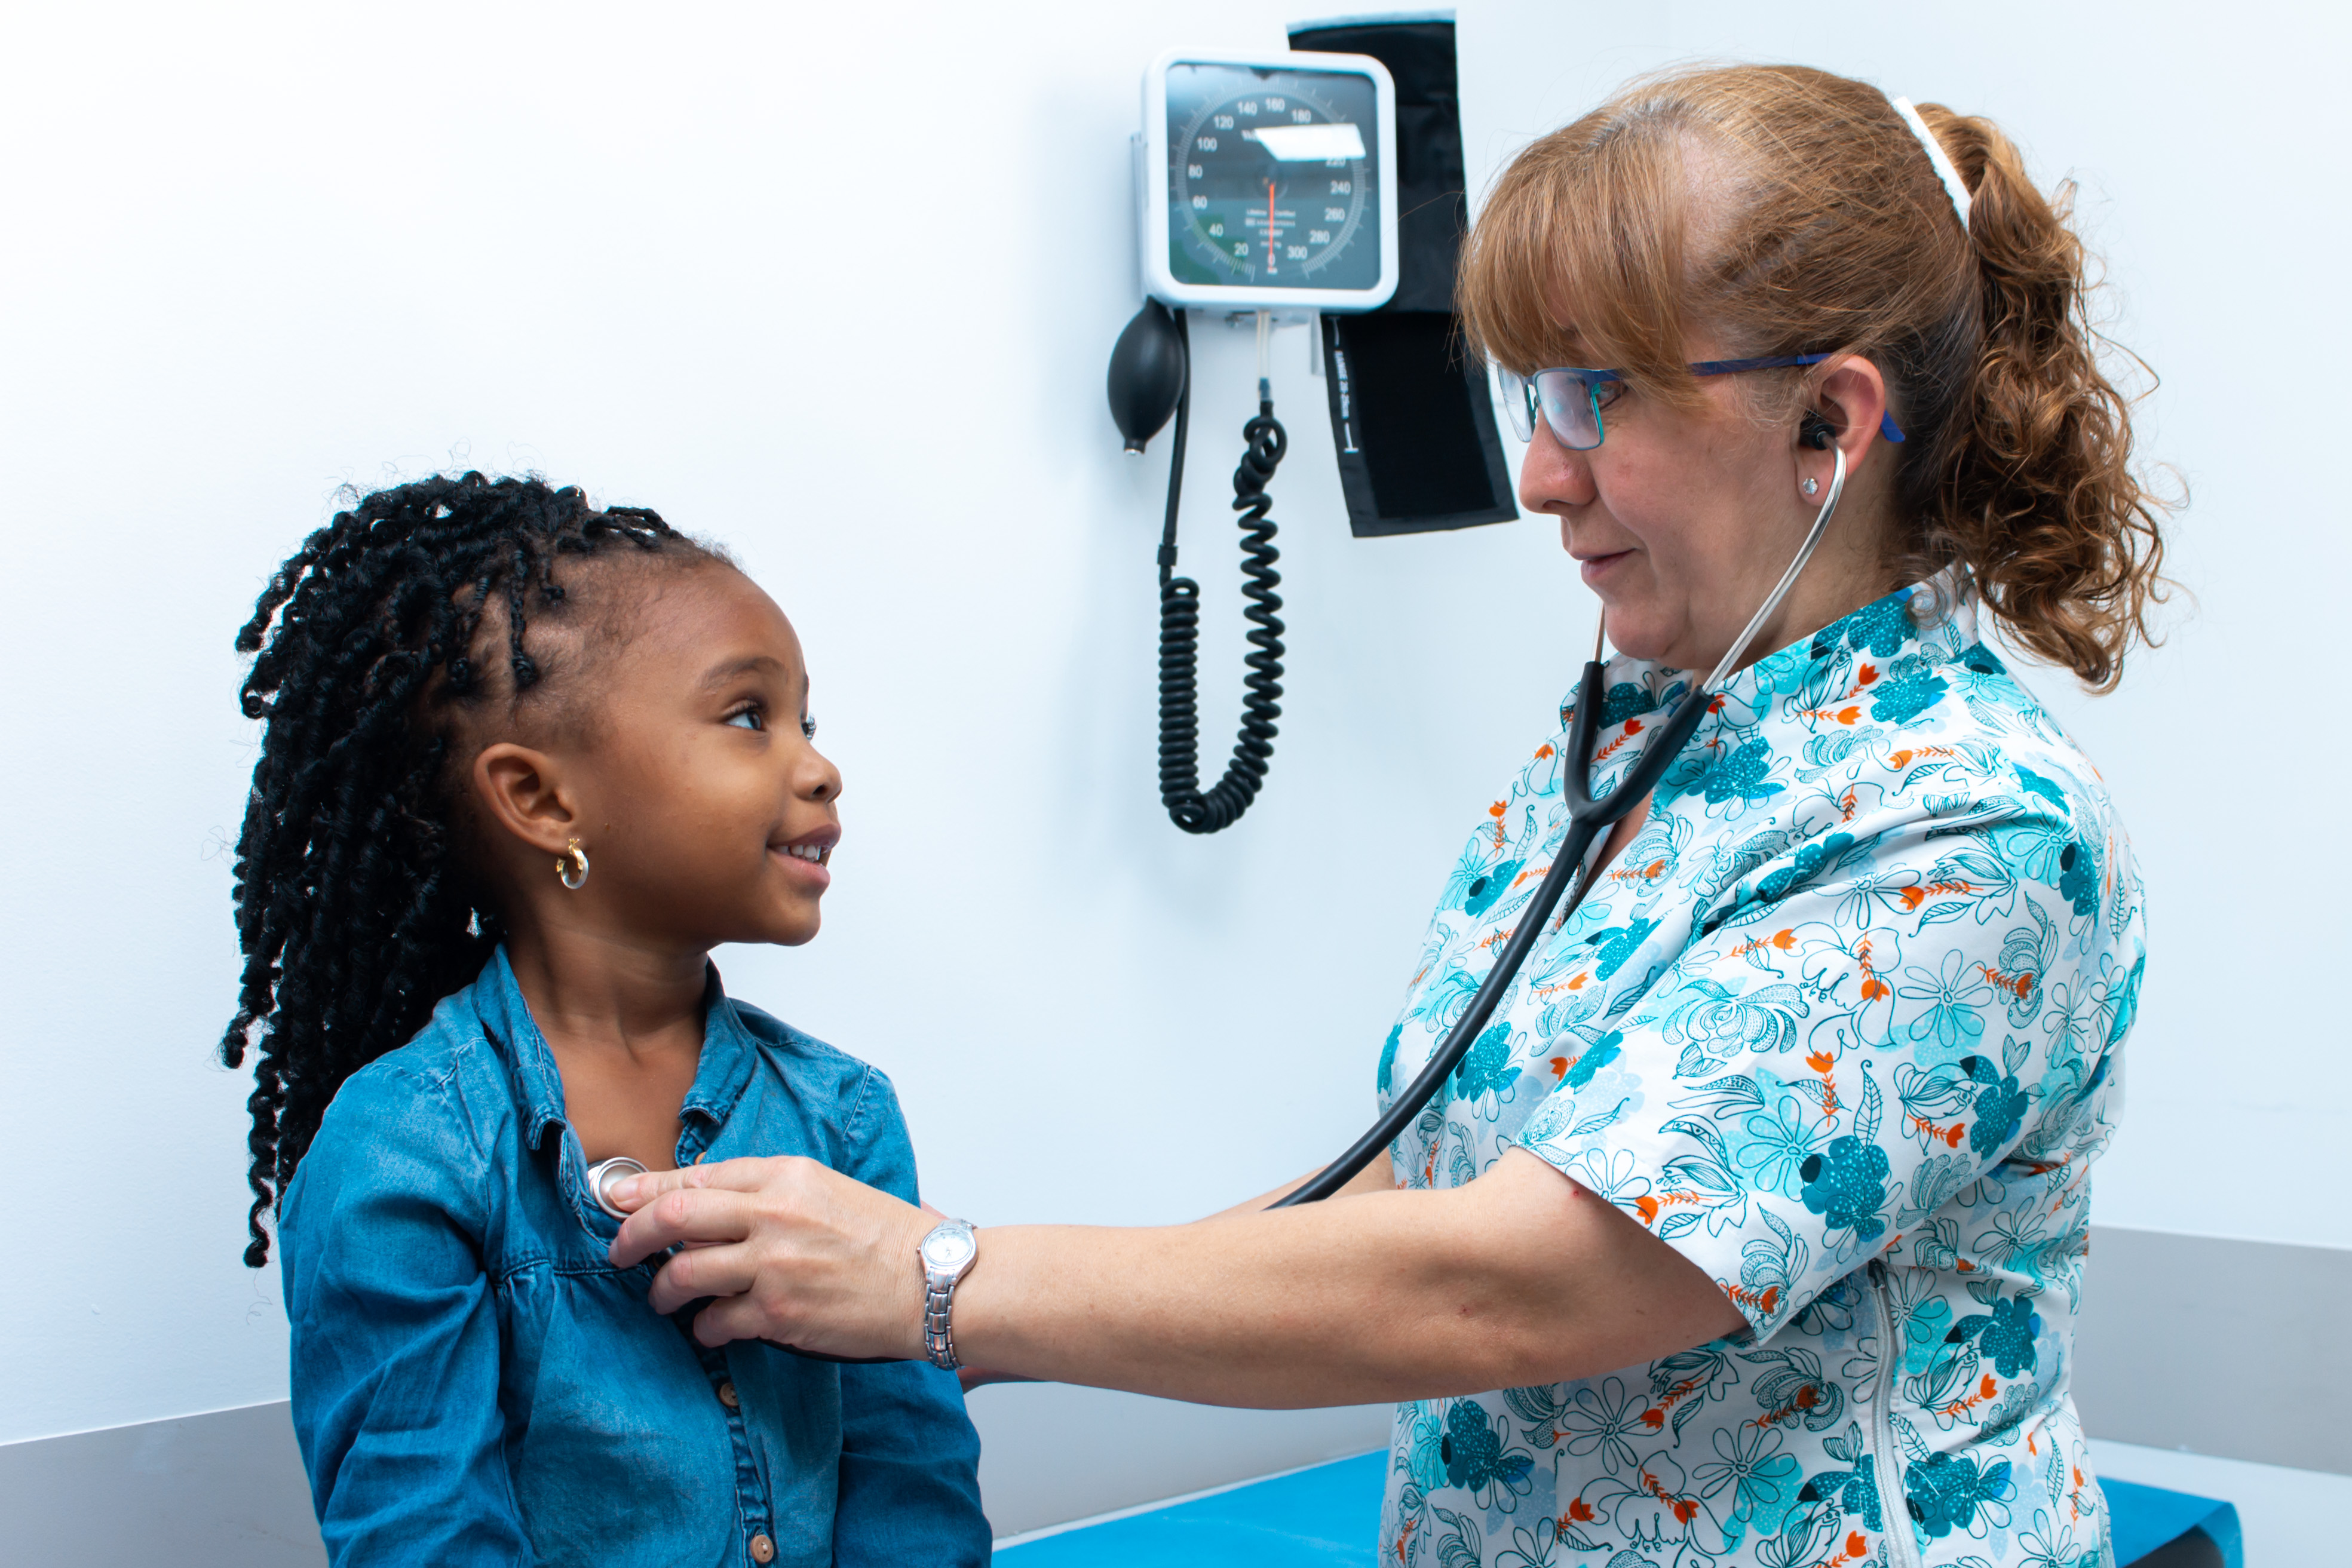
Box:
[1802,476,1820,497]
[557,838,590,890]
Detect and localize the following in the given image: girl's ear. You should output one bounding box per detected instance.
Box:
[472,742,581,855]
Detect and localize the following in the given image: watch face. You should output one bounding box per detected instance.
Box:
[922,1226,976,1271]
[1164,61,1381,292]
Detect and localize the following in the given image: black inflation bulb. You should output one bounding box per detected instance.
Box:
[1106,300,1187,453]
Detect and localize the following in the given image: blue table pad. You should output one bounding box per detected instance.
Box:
[994,1449,2240,1567]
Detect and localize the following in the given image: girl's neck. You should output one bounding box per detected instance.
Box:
[504,918,710,1055]
[502,916,711,1170]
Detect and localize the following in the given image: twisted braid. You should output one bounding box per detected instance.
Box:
[223,471,695,1266]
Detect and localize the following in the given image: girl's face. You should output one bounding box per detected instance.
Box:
[471,562,843,953]
[1514,338,1894,675]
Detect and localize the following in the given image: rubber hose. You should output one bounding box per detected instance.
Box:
[1158,397,1286,833]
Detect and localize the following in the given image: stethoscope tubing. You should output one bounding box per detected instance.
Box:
[1273,445,1846,1208]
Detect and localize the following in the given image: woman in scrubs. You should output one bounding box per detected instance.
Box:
[612,63,2169,1568]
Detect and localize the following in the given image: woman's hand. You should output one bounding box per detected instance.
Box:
[606,1156,933,1358]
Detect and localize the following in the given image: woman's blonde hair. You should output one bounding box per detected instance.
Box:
[1459,63,2169,689]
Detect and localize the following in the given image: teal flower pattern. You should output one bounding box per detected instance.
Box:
[1377,581,2141,1567]
[1899,952,1994,1063]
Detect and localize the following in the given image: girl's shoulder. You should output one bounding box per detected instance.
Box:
[290,983,520,1175]
[722,997,893,1115]
[284,983,520,1223]
[344,979,522,1130]
[725,998,877,1088]
[715,998,924,1200]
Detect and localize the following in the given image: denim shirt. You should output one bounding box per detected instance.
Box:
[280,948,988,1567]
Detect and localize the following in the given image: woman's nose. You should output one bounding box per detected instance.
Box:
[1517,418,1599,514]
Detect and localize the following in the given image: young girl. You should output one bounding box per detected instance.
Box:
[222,472,988,1566]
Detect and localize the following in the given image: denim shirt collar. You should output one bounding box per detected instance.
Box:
[470,946,762,1157]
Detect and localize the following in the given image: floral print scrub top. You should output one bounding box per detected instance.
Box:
[1378,580,2142,1568]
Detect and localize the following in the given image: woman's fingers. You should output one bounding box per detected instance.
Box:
[689,1290,780,1349]
[608,1152,936,1360]
[645,1239,762,1314]
[607,1158,805,1267]
[608,1155,789,1210]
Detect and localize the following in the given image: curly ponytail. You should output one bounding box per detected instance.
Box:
[223,472,703,1266]
[1458,65,2172,689]
[1904,105,2168,688]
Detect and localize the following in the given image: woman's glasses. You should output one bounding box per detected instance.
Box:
[1496,354,1909,450]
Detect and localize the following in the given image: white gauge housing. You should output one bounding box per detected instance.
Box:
[1139,48,1399,312]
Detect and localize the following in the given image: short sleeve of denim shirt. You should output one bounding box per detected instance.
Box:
[280,1053,528,1567]
[1515,803,2130,1341]
[829,1065,991,1565]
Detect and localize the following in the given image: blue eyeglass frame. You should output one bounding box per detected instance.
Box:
[1501,352,1908,450]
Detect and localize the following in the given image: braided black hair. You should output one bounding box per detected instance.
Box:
[223,471,703,1266]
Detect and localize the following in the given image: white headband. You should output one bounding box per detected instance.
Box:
[1891,96,1971,232]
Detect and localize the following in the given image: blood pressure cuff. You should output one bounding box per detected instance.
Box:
[1291,17,1516,539]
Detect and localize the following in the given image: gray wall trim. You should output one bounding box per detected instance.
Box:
[2074,1224,2351,1475]
[0,1399,323,1568]
[2,1225,2338,1566]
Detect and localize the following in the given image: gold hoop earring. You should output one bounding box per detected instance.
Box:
[557,838,590,890]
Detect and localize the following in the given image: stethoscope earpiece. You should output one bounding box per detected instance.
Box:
[1799,410,1836,450]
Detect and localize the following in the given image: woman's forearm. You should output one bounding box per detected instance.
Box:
[952,1150,1742,1408]
[609,1147,1744,1403]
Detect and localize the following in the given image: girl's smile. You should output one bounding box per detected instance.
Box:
[772,825,838,889]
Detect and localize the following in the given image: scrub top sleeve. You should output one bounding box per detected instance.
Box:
[278,1061,528,1567]
[1513,808,2132,1342]
[830,1066,991,1564]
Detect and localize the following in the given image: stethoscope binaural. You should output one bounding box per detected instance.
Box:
[1273,438,1848,1208]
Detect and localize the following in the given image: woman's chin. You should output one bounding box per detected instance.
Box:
[1597,610,1672,664]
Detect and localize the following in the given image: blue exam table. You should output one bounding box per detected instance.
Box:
[994,1451,2243,1567]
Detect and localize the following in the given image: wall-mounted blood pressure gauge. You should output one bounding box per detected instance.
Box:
[1139,49,1398,312]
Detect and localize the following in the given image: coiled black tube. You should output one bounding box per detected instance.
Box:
[1158,378,1287,835]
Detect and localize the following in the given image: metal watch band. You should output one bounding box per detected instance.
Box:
[918,1219,977,1373]
[924,1279,961,1371]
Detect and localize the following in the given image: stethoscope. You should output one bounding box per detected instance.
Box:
[579,441,1846,1288]
[1272,440,1847,1207]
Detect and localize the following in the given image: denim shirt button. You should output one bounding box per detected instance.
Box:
[716,1379,740,1410]
[749,1533,776,1563]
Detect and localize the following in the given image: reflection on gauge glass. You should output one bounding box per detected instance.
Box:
[1165,62,1381,291]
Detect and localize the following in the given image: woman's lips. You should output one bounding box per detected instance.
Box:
[1577,550,1633,587]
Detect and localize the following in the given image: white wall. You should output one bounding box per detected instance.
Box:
[1,0,2341,1489]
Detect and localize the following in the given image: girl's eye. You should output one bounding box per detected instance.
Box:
[801,716,818,740]
[725,707,765,732]
[1593,379,1628,410]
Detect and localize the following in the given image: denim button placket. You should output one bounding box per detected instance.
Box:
[697,1342,774,1555]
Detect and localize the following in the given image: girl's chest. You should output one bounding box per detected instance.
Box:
[490,1263,846,1566]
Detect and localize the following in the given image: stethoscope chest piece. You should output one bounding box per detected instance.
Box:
[585,1155,649,1220]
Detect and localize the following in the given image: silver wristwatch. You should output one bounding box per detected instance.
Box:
[918,1219,979,1371]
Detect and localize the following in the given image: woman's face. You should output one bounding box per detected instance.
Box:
[1517,340,1891,675]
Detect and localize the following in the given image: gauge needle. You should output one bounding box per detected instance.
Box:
[1266,180,1278,272]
